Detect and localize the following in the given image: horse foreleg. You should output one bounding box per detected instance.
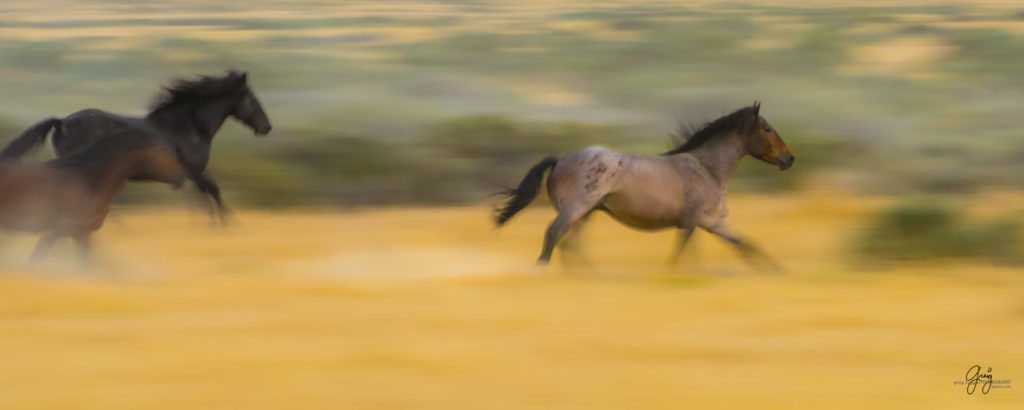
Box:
[30,233,59,264]
[703,220,782,273]
[669,226,696,264]
[72,232,92,263]
[191,171,231,225]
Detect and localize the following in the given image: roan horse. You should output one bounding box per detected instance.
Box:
[0,71,271,222]
[0,131,186,262]
[495,102,795,269]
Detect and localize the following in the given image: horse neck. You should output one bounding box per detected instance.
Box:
[684,131,747,185]
[147,96,234,141]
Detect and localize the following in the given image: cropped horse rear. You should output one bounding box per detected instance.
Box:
[0,131,186,262]
[496,102,795,270]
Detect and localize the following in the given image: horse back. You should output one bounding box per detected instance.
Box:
[551,146,701,197]
[56,109,150,157]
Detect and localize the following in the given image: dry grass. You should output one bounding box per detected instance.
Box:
[0,192,1021,409]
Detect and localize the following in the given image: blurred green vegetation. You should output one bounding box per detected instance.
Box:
[853,198,1023,266]
[211,116,624,207]
[1,1,1024,208]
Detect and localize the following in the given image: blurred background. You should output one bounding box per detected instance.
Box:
[2,0,1024,205]
[0,1,1022,409]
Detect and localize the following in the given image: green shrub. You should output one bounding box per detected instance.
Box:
[853,198,1022,265]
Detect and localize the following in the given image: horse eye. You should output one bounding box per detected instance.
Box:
[764,127,772,132]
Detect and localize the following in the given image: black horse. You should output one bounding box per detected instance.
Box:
[0,70,271,222]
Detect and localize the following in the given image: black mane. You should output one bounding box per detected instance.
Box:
[663,105,757,155]
[147,71,246,114]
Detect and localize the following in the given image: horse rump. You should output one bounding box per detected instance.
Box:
[0,118,61,159]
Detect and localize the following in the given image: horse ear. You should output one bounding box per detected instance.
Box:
[232,71,248,85]
[752,100,761,118]
[227,70,247,83]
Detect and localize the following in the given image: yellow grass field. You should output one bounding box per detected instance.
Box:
[0,192,1021,409]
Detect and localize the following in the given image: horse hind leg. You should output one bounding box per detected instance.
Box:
[30,233,60,264]
[537,206,592,265]
[538,153,613,265]
[558,211,594,267]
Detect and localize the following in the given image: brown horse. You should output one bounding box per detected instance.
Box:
[495,102,794,268]
[0,131,186,262]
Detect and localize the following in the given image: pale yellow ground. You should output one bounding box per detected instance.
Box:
[0,192,1021,409]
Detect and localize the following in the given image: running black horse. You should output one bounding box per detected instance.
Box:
[0,70,271,222]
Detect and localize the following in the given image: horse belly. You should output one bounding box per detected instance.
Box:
[0,201,58,232]
[600,191,682,231]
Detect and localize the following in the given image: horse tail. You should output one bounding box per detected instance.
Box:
[0,118,61,159]
[495,156,558,226]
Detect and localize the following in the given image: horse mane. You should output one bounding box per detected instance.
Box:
[662,105,758,155]
[147,71,247,114]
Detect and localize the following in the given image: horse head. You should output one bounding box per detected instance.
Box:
[743,101,794,171]
[228,71,272,136]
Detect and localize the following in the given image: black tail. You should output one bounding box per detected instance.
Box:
[495,156,558,226]
[1,118,61,159]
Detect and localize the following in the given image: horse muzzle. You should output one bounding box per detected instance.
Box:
[254,123,272,136]
[778,155,795,171]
